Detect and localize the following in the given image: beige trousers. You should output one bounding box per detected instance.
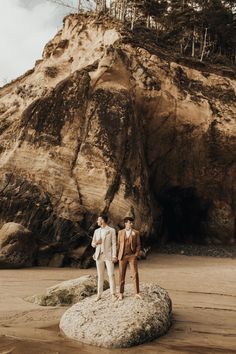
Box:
[96,253,116,295]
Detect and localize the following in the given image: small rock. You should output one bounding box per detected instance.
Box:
[25,274,109,306]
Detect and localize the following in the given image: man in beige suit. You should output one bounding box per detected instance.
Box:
[117,215,142,300]
[91,214,117,301]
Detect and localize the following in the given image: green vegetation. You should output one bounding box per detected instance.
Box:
[98,0,236,65]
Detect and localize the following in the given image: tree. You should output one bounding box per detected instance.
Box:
[48,0,236,64]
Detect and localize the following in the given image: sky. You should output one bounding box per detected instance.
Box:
[0,0,79,87]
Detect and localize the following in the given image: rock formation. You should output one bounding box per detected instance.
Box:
[25,274,109,306]
[59,283,172,348]
[0,14,235,267]
[0,222,36,268]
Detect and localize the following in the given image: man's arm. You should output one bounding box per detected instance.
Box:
[91,230,96,248]
[135,231,141,257]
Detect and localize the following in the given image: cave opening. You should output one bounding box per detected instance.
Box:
[155,186,209,245]
[135,96,208,245]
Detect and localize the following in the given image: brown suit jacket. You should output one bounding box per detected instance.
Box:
[117,228,141,260]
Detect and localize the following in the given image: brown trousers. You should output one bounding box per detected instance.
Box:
[119,255,139,294]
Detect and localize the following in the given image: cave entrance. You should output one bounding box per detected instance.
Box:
[156,186,208,244]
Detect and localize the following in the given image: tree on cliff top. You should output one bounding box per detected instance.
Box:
[109,0,236,64]
[48,0,236,65]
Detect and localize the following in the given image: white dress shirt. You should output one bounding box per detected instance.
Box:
[100,226,109,253]
[125,228,132,238]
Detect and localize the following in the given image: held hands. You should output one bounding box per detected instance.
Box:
[96,239,102,245]
[112,257,118,263]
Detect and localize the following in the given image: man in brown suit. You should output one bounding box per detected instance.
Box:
[117,215,142,300]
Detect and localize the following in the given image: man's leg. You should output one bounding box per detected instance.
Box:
[96,256,105,299]
[105,260,116,299]
[128,256,140,295]
[119,258,128,296]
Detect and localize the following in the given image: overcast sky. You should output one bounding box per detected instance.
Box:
[0,0,79,87]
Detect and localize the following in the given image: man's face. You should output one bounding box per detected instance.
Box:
[97,217,103,226]
[125,220,133,229]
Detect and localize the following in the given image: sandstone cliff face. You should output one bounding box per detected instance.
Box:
[0,14,235,266]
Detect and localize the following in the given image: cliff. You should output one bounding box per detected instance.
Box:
[0,14,235,267]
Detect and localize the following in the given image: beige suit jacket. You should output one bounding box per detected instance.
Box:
[91,226,116,261]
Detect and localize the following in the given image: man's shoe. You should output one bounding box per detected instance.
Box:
[118,294,124,301]
[111,294,117,302]
[135,293,142,300]
[95,295,101,302]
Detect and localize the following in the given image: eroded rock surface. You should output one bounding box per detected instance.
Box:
[25,274,109,306]
[59,283,172,348]
[0,222,35,268]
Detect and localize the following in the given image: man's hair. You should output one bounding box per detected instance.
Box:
[98,213,108,223]
[124,217,134,223]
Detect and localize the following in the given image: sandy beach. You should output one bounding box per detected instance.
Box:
[0,253,235,354]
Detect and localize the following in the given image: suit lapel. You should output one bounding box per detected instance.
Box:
[131,229,136,250]
[101,227,108,241]
[104,228,110,239]
[122,229,126,241]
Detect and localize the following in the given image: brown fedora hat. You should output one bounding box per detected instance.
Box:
[123,211,135,222]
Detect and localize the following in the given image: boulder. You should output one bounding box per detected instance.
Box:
[59,283,172,348]
[205,201,235,244]
[0,222,36,268]
[25,274,109,306]
[48,253,65,267]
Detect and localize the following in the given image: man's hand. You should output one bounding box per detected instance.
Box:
[96,239,102,245]
[112,257,118,263]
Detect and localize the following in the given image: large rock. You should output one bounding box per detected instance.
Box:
[205,200,235,244]
[25,275,109,306]
[0,13,235,265]
[59,283,172,348]
[0,222,36,268]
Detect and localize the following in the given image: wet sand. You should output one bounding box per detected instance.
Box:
[0,253,235,354]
